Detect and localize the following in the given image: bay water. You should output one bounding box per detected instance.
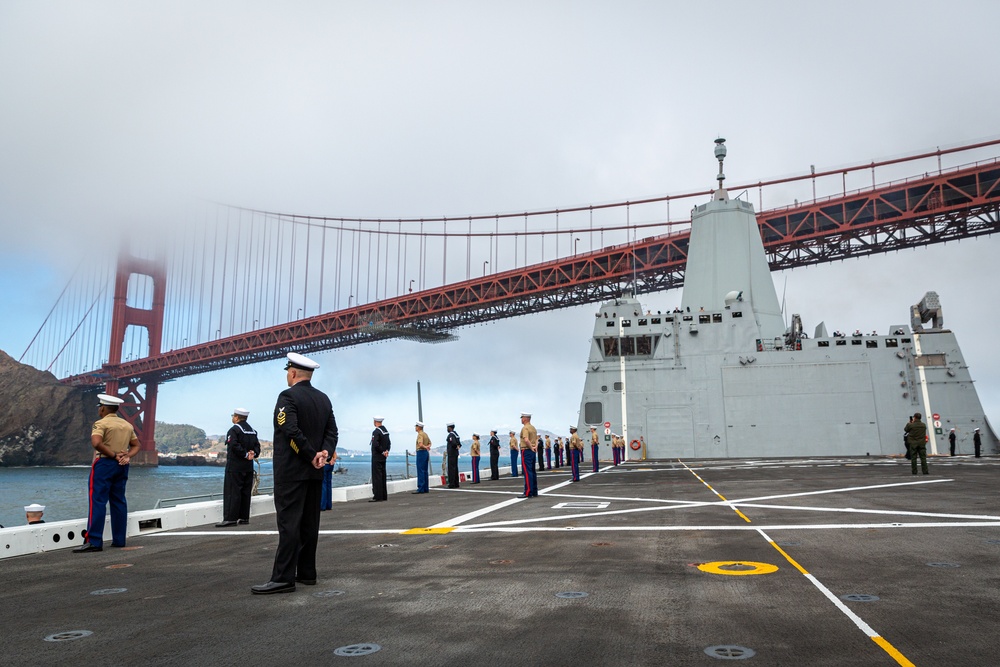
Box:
[0,454,454,529]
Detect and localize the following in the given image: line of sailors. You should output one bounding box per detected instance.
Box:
[409,414,629,495]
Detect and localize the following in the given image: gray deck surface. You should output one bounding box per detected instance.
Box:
[4,456,999,666]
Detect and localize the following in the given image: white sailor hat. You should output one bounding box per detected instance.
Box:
[373,415,384,422]
[473,433,479,438]
[97,394,124,407]
[233,408,250,416]
[590,425,597,429]
[446,422,455,428]
[24,503,45,513]
[569,426,577,431]
[509,430,515,434]
[490,428,497,433]
[284,352,320,371]
[520,411,531,418]
[415,421,424,428]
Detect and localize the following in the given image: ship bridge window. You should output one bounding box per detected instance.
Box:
[851,339,862,345]
[622,319,632,327]
[817,340,830,347]
[682,315,693,322]
[613,381,623,391]
[915,354,946,367]
[638,318,648,326]
[901,337,911,344]
[602,338,619,356]
[866,340,878,348]
[584,402,603,423]
[731,311,743,318]
[699,314,711,324]
[836,339,846,346]
[651,317,661,324]
[885,338,899,348]
[606,321,615,328]
[636,336,653,355]
[620,337,635,355]
[664,316,674,322]
[712,313,723,323]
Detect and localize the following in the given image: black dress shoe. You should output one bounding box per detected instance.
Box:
[368,499,379,502]
[73,543,103,553]
[251,581,295,595]
[216,521,238,527]
[295,577,317,585]
[237,519,250,525]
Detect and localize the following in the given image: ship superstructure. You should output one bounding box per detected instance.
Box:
[577,140,996,459]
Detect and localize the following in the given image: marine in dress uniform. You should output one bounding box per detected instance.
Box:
[544,435,552,470]
[412,422,432,493]
[217,408,261,527]
[470,434,481,483]
[509,431,519,477]
[612,434,621,465]
[568,427,583,481]
[488,429,501,480]
[446,423,461,488]
[519,413,539,497]
[370,417,391,501]
[590,427,600,473]
[252,353,339,595]
[74,394,140,553]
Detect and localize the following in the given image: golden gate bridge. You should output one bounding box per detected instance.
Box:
[18,139,1000,464]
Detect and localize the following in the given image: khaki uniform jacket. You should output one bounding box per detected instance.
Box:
[471,439,481,456]
[520,423,538,451]
[569,433,583,451]
[415,431,432,450]
[92,414,136,459]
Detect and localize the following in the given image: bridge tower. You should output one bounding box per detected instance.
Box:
[104,249,166,466]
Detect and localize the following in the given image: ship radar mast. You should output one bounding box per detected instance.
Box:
[713,137,729,201]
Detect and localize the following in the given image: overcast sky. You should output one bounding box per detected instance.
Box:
[2,1,999,449]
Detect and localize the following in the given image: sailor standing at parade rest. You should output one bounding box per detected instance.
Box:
[252,352,338,595]
[370,416,391,501]
[412,422,432,494]
[544,435,552,470]
[488,429,501,480]
[217,408,260,527]
[519,412,539,497]
[590,426,600,473]
[74,394,140,553]
[508,430,519,477]
[446,423,462,488]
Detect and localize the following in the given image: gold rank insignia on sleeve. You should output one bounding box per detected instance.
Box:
[277,407,286,426]
[289,438,299,453]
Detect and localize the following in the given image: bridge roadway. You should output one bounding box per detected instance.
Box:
[4,456,999,666]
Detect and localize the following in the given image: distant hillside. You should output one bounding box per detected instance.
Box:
[155,422,208,454]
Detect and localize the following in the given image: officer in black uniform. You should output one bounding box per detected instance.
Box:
[370,416,391,501]
[949,428,956,456]
[446,422,461,488]
[974,428,982,457]
[252,352,338,595]
[488,429,501,480]
[217,408,261,527]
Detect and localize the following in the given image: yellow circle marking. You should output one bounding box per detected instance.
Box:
[697,560,778,576]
